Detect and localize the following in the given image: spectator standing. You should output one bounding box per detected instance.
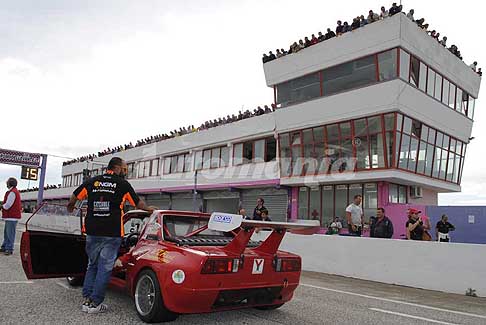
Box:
[238,208,250,220]
[336,20,344,35]
[380,6,389,19]
[360,15,368,27]
[368,10,379,23]
[67,157,148,314]
[268,51,276,61]
[406,9,415,21]
[318,31,325,42]
[436,214,455,242]
[439,36,447,47]
[342,21,350,33]
[1,178,22,256]
[311,34,318,45]
[478,68,482,76]
[262,53,269,63]
[304,37,312,48]
[369,208,394,238]
[325,28,336,39]
[253,197,267,220]
[470,61,478,72]
[406,208,424,240]
[351,17,360,30]
[345,195,364,236]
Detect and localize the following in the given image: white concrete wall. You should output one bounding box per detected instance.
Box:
[280,234,486,297]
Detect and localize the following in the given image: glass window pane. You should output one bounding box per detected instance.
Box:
[462,91,469,115]
[175,155,183,173]
[410,56,420,87]
[418,62,427,91]
[456,88,463,113]
[287,73,321,104]
[321,186,334,227]
[389,183,398,203]
[292,146,303,176]
[254,140,265,163]
[276,82,291,106]
[243,142,253,163]
[323,55,376,96]
[399,49,410,81]
[396,114,403,132]
[356,135,370,169]
[453,155,461,183]
[442,79,450,105]
[163,157,171,174]
[411,120,421,138]
[211,148,220,168]
[399,134,411,169]
[425,144,434,176]
[220,147,229,167]
[309,187,321,223]
[403,117,412,135]
[468,97,475,119]
[194,151,203,170]
[367,116,382,134]
[151,159,159,176]
[434,74,442,100]
[298,187,309,219]
[313,127,324,143]
[291,132,301,145]
[138,162,145,177]
[442,135,450,150]
[428,128,436,144]
[171,156,178,173]
[385,131,394,168]
[363,183,377,222]
[395,132,401,168]
[279,134,291,177]
[408,138,419,172]
[399,186,407,203]
[184,153,192,171]
[265,137,277,162]
[417,141,427,174]
[203,149,211,169]
[427,69,436,97]
[449,84,456,109]
[340,122,351,139]
[421,125,429,141]
[384,113,395,131]
[370,133,385,168]
[303,130,316,175]
[315,142,326,174]
[447,153,455,182]
[327,124,339,141]
[378,49,398,81]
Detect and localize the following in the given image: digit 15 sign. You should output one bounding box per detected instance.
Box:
[21,166,39,181]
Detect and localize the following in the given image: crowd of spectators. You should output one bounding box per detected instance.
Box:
[262,3,480,73]
[20,184,61,193]
[63,104,278,166]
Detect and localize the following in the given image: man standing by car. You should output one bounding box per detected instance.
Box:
[1,177,22,255]
[369,208,394,238]
[67,157,148,314]
[345,195,364,236]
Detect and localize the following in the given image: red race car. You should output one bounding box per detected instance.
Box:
[20,204,318,323]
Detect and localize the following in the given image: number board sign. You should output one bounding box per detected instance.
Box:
[21,166,39,181]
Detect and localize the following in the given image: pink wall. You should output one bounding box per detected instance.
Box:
[409,187,438,205]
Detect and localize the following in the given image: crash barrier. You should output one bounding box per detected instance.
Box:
[278,233,486,297]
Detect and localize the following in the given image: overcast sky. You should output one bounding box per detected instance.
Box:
[0,0,484,205]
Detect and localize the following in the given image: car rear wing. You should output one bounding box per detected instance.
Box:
[208,212,320,255]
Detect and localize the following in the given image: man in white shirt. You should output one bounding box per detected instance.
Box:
[345,195,364,236]
[1,178,22,255]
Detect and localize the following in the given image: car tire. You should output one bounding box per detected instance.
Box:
[66,276,84,287]
[255,303,285,310]
[134,269,178,323]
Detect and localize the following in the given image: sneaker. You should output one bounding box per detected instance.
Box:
[3,251,12,256]
[82,298,92,313]
[87,303,108,314]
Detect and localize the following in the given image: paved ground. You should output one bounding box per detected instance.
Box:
[1,221,486,324]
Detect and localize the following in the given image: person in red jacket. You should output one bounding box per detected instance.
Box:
[1,177,22,255]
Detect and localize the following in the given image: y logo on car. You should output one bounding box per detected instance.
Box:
[252,258,264,274]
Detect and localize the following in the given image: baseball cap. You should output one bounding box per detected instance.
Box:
[409,208,422,214]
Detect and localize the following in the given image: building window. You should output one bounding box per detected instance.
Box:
[234,137,276,165]
[163,154,190,174]
[138,159,159,178]
[399,49,410,81]
[195,145,229,170]
[279,134,292,177]
[127,163,136,179]
[323,55,376,96]
[410,56,420,87]
[194,151,203,170]
[389,183,408,203]
[378,49,398,81]
[62,175,72,187]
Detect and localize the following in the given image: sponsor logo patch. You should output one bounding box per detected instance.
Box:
[252,258,264,274]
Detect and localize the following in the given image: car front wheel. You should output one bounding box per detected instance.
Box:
[134,269,178,323]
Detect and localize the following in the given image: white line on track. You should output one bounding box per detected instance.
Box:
[0,281,33,284]
[56,282,73,290]
[370,308,459,325]
[301,283,486,320]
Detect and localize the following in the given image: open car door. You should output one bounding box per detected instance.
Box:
[20,203,87,280]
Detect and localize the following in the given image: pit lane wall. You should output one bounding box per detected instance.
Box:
[278,233,486,297]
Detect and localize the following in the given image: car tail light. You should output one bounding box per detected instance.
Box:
[274,257,301,272]
[201,258,240,274]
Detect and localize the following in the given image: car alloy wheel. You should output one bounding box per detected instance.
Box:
[135,274,156,316]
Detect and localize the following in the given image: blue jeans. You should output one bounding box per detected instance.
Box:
[1,220,18,252]
[82,235,122,305]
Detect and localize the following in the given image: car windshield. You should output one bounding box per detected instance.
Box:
[163,215,226,238]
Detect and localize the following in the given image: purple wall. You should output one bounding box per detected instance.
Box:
[426,206,486,244]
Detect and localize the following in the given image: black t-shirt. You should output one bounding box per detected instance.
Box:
[73,172,140,237]
[253,205,267,219]
[406,219,424,240]
[436,221,454,234]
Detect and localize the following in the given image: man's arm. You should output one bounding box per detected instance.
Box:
[345,211,352,225]
[67,194,78,213]
[2,192,16,210]
[388,220,394,238]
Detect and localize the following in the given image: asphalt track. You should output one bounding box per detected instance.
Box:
[1,222,485,324]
